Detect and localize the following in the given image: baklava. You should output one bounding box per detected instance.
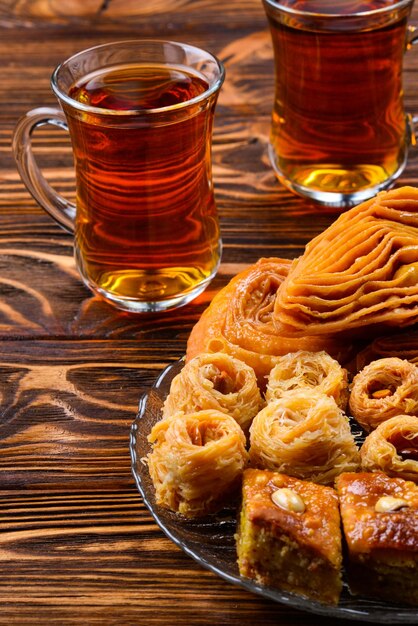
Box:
[336,471,418,605]
[236,468,342,604]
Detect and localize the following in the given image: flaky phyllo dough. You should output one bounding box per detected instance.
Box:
[349,357,418,432]
[274,186,418,336]
[186,257,354,386]
[265,350,348,409]
[249,390,360,485]
[356,327,418,370]
[360,415,418,483]
[147,410,248,517]
[162,353,264,434]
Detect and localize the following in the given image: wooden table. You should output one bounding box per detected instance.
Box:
[1,2,418,624]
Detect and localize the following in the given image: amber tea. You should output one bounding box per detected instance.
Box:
[68,64,221,310]
[13,41,224,312]
[263,0,415,206]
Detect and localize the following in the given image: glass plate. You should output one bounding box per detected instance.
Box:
[130,359,418,623]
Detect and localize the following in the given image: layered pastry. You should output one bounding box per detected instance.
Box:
[186,257,355,386]
[349,357,418,431]
[162,352,264,434]
[147,409,248,517]
[265,350,348,409]
[360,415,418,482]
[336,472,418,605]
[249,390,360,485]
[274,186,418,337]
[236,469,343,605]
[356,327,418,371]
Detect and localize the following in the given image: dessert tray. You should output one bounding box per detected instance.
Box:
[130,359,418,623]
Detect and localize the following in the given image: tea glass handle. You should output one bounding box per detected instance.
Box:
[407,24,418,47]
[12,107,76,234]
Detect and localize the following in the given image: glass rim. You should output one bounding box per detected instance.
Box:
[51,39,225,117]
[262,0,413,19]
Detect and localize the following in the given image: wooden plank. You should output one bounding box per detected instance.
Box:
[0,341,166,491]
[2,1,418,624]
[0,337,322,625]
[2,0,269,28]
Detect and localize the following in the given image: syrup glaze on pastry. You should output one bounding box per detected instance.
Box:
[274,186,418,337]
[147,409,248,517]
[249,390,359,485]
[237,469,343,605]
[356,327,418,371]
[360,415,418,482]
[265,350,348,409]
[336,472,418,605]
[186,257,355,387]
[162,352,264,434]
[349,357,418,431]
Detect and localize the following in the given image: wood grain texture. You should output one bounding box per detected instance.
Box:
[2,1,418,624]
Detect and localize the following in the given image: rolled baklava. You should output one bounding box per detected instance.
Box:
[265,350,348,409]
[186,257,355,386]
[360,415,418,482]
[249,390,360,485]
[162,352,263,434]
[147,409,248,517]
[349,357,418,431]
